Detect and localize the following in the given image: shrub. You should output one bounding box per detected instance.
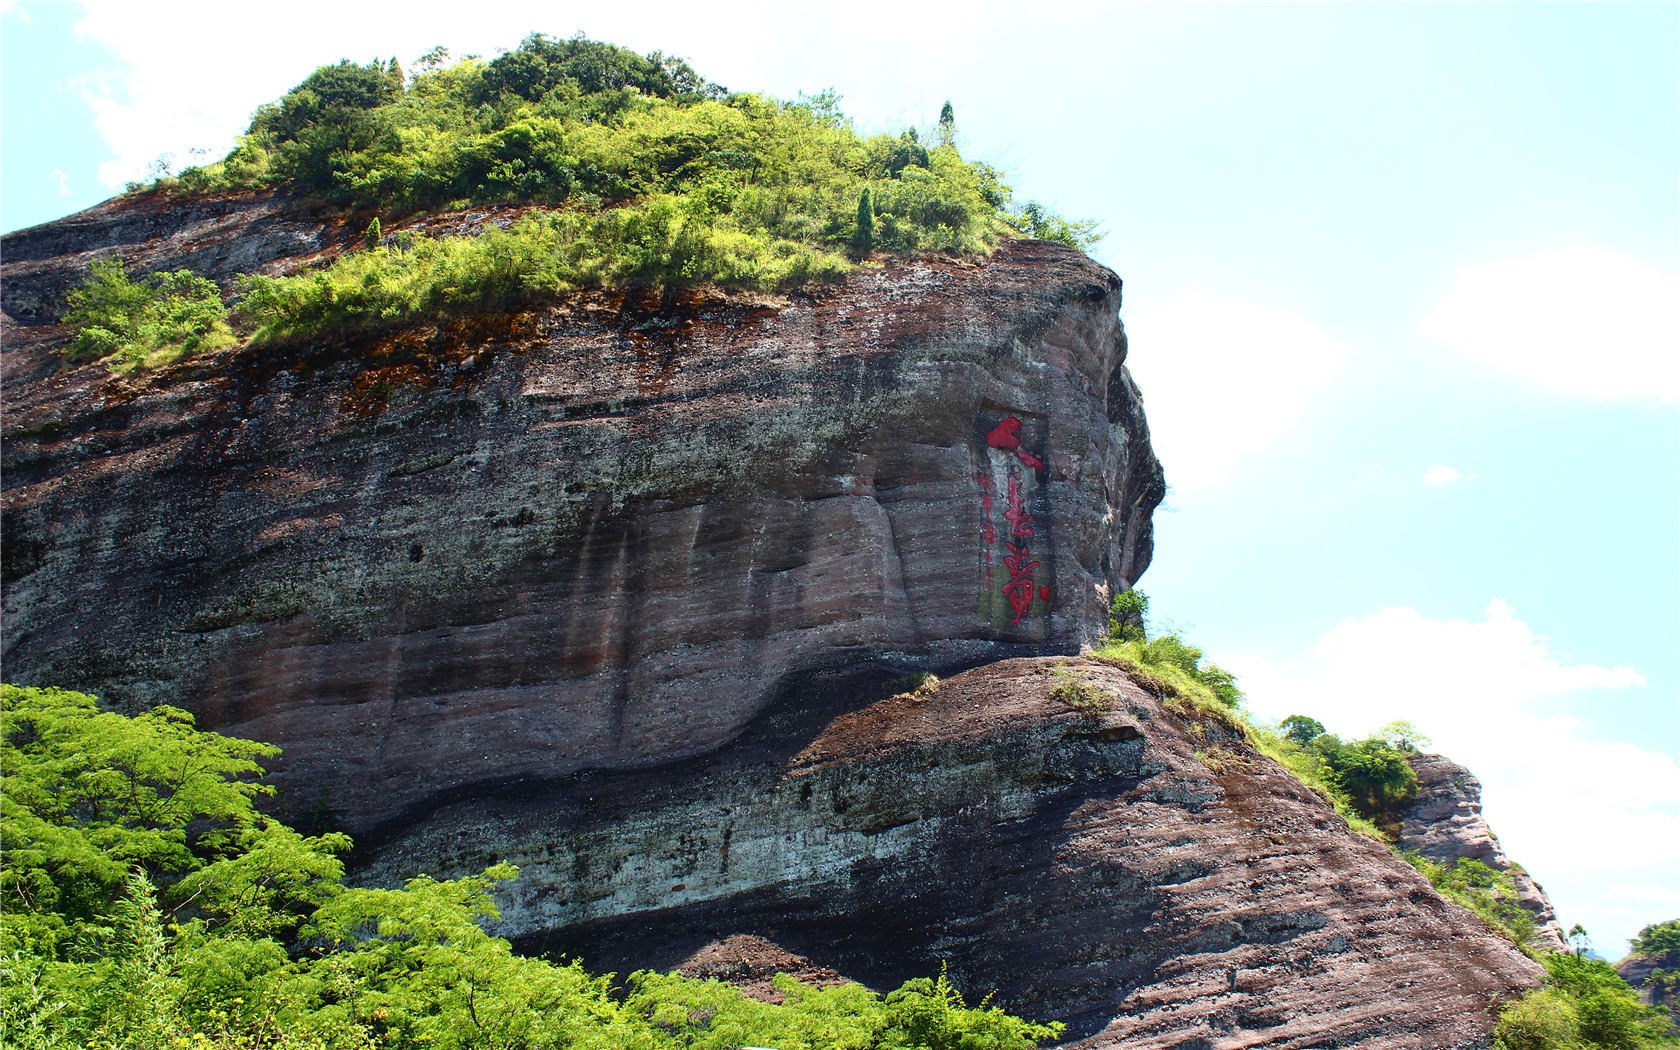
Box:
[889,672,941,702]
[1048,668,1108,714]
[236,205,851,342]
[1092,633,1244,727]
[62,260,235,369]
[1493,952,1678,1049]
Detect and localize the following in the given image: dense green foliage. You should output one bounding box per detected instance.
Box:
[62,260,236,369]
[71,35,1100,367]
[1634,921,1680,959]
[234,205,852,342]
[0,684,1063,1049]
[1493,952,1676,1049]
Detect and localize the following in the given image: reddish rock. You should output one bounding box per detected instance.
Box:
[1401,753,1567,952]
[360,657,1543,1047]
[2,193,1162,832]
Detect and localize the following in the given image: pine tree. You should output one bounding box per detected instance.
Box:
[387,57,405,93]
[364,218,382,250]
[851,188,874,260]
[937,101,955,148]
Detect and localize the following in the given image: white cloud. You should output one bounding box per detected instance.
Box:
[1422,464,1461,485]
[1221,599,1678,954]
[1420,246,1680,402]
[1123,290,1347,490]
[49,169,70,195]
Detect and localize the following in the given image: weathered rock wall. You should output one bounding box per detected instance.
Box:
[2,194,1163,833]
[361,656,1543,1048]
[1400,752,1567,952]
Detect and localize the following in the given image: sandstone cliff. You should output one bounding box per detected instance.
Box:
[1400,752,1568,952]
[2,190,1162,832]
[2,192,1552,1047]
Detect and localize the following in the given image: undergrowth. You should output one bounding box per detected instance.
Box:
[1047,667,1108,714]
[62,261,236,371]
[1492,951,1676,1049]
[887,672,941,703]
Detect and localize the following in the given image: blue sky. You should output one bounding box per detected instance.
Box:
[3,1,1675,957]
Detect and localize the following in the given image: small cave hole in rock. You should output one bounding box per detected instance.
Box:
[409,544,425,562]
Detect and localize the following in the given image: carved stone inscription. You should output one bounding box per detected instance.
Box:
[975,413,1053,638]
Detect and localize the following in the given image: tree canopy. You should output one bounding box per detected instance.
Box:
[1,683,1064,1049]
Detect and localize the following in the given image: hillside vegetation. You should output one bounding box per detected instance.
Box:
[67,35,1099,368]
[0,684,1063,1050]
[1090,592,1674,1049]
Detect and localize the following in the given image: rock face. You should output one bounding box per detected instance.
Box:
[361,655,1542,1048]
[1616,950,1678,1022]
[1400,752,1567,952]
[2,192,1163,833]
[3,191,1549,1045]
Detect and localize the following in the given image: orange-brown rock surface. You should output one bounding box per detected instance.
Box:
[2,192,1162,832]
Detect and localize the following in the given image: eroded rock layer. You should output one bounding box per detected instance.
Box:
[2,193,1162,831]
[1400,753,1567,952]
[361,657,1542,1048]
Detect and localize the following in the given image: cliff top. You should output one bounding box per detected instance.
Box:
[4,34,1101,377]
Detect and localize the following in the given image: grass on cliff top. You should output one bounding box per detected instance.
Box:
[1,683,1065,1050]
[67,35,1102,367]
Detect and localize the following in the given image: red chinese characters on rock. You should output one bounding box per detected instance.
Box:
[980,415,1049,627]
[1001,477,1039,625]
[986,417,1046,470]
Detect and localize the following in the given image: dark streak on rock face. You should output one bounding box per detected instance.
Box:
[2,193,1163,834]
[361,657,1543,1048]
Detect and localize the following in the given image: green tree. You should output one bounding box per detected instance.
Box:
[2,681,1068,1049]
[1110,588,1149,641]
[1378,719,1432,752]
[413,45,450,73]
[852,186,875,260]
[1314,733,1418,816]
[1572,924,1594,957]
[1280,715,1327,746]
[364,217,382,249]
[1633,920,1680,958]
